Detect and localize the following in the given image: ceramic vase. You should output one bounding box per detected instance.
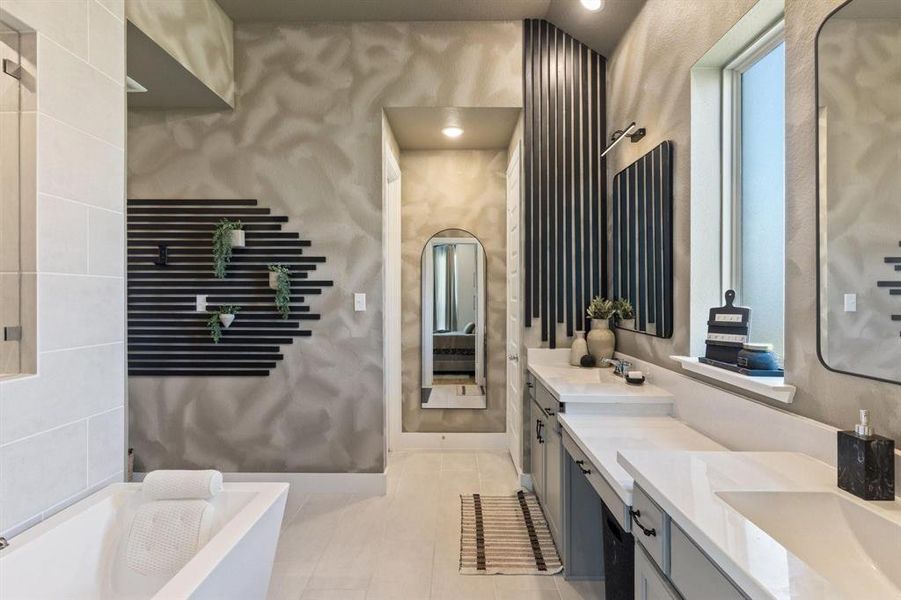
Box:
[587,319,615,363]
[569,331,588,366]
[229,229,246,248]
[219,313,236,328]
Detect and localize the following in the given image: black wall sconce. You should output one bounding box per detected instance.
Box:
[601,122,646,157]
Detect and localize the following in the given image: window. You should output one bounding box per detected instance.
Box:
[722,23,785,357]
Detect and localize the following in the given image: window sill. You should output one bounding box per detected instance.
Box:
[670,356,796,404]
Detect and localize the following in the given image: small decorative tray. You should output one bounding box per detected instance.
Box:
[698,357,784,378]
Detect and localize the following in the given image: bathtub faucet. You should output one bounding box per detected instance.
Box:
[0,537,8,550]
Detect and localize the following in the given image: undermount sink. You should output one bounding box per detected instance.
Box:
[716,490,901,598]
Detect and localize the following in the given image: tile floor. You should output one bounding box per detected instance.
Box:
[267,450,605,600]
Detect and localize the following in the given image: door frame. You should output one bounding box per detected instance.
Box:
[505,141,524,475]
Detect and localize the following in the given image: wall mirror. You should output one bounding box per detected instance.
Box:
[817,0,901,384]
[420,229,487,409]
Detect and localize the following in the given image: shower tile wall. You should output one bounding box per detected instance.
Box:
[126,22,522,474]
[0,0,126,537]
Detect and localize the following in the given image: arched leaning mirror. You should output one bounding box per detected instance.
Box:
[816,0,901,384]
[420,229,487,409]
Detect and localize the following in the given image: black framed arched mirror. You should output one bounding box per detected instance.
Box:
[420,229,488,409]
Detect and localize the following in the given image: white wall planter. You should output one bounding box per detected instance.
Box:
[219,313,236,328]
[269,271,279,290]
[229,229,246,248]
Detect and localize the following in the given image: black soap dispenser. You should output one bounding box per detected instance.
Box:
[837,409,895,501]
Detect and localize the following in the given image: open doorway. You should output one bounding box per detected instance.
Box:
[383,106,522,451]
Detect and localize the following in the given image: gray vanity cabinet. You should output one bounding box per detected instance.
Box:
[635,545,678,600]
[530,398,546,501]
[633,485,748,600]
[528,377,564,557]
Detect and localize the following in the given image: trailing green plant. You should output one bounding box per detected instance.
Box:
[586,296,616,321]
[268,264,291,319]
[211,219,244,279]
[207,305,241,344]
[613,298,634,321]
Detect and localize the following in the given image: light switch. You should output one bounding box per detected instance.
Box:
[354,293,367,312]
[844,293,857,313]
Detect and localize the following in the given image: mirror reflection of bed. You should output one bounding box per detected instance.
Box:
[421,229,487,409]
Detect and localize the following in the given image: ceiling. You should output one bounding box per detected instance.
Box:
[384,107,522,151]
[215,0,646,57]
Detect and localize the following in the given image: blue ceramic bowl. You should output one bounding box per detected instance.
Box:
[737,344,779,370]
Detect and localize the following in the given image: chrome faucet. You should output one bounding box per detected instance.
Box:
[602,358,632,377]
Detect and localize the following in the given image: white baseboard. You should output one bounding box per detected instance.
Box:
[222,471,386,496]
[520,472,533,491]
[389,432,507,451]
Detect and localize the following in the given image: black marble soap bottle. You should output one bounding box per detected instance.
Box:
[837,409,895,501]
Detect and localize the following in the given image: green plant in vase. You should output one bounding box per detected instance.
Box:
[268,264,291,319]
[207,305,241,343]
[211,219,244,279]
[585,296,616,363]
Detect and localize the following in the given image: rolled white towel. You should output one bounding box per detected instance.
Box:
[142,469,223,501]
[125,499,214,578]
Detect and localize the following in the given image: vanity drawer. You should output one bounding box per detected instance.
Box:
[670,523,746,600]
[562,430,629,530]
[632,485,669,573]
[534,380,561,421]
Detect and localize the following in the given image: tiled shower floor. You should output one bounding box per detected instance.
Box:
[267,450,605,599]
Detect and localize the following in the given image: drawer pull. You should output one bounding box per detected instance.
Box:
[630,509,656,537]
[536,420,544,444]
[575,460,591,475]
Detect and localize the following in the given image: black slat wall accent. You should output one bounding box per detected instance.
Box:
[127,199,332,376]
[523,19,607,348]
[883,242,901,336]
[611,142,674,339]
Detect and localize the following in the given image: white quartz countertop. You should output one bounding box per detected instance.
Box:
[527,349,673,405]
[558,414,725,505]
[618,450,901,600]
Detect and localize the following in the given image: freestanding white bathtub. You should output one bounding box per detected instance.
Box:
[0,482,288,600]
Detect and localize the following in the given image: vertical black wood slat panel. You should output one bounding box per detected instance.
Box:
[547,25,558,347]
[523,21,533,328]
[563,33,573,337]
[539,20,549,342]
[621,159,629,305]
[532,21,542,321]
[521,20,607,343]
[598,56,608,300]
[581,43,592,320]
[555,29,565,330]
[573,42,584,333]
[628,166,637,314]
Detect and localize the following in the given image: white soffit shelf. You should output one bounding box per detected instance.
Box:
[670,356,796,404]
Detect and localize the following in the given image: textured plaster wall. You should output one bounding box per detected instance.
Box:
[818,18,900,382]
[125,0,234,106]
[400,150,507,433]
[127,21,521,473]
[607,0,901,442]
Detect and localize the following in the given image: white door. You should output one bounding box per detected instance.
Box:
[506,144,523,473]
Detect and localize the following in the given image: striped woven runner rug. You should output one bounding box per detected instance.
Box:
[460,491,563,575]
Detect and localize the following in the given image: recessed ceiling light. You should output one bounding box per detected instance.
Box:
[441,126,464,138]
[580,0,605,11]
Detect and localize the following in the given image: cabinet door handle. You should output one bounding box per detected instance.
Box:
[545,409,555,416]
[536,420,544,444]
[574,460,591,475]
[630,509,657,537]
